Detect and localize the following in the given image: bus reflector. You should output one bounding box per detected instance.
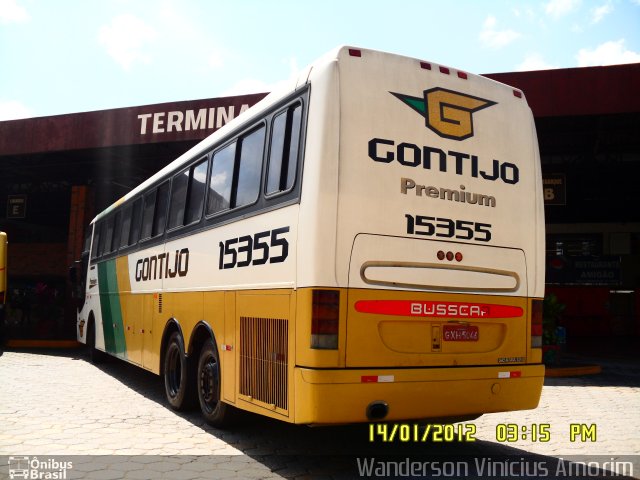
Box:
[498,371,521,379]
[361,375,395,383]
[348,48,362,57]
[311,290,339,349]
[420,61,432,70]
[531,299,543,348]
[513,90,523,98]
[439,66,450,74]
[457,71,468,79]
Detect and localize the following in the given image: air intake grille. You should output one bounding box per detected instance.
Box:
[239,316,288,411]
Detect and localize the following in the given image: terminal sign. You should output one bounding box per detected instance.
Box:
[137,104,251,135]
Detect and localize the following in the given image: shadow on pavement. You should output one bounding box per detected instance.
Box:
[6,347,638,479]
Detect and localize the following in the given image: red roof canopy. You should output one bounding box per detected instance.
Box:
[484,63,640,117]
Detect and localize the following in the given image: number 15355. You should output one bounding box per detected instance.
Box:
[405,214,492,242]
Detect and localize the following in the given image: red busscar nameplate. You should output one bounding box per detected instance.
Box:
[354,300,523,318]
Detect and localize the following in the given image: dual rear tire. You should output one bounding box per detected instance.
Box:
[197,339,234,426]
[163,332,233,427]
[163,332,194,410]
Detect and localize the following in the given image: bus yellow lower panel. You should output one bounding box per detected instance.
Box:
[293,364,544,425]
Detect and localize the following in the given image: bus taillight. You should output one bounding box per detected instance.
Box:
[311,290,340,349]
[531,299,543,348]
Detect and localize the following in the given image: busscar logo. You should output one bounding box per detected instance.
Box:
[391,88,497,141]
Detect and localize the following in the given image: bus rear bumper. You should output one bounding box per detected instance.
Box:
[293,364,544,425]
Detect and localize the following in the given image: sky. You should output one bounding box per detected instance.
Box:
[1,0,639,121]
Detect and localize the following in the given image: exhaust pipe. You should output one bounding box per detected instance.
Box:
[366,400,389,421]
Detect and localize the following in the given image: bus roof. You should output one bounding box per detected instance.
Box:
[91,45,524,224]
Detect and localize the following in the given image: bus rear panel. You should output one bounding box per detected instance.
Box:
[294,47,544,424]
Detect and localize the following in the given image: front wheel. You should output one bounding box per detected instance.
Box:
[163,332,194,410]
[86,320,105,364]
[197,338,235,427]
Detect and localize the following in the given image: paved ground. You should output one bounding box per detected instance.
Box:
[0,349,638,478]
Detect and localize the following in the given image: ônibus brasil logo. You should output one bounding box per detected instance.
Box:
[391,88,496,141]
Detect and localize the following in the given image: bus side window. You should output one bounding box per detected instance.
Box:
[207,142,236,215]
[120,204,132,249]
[267,103,302,195]
[103,216,115,254]
[112,211,122,252]
[169,157,208,230]
[235,125,265,208]
[152,182,170,237]
[91,223,101,260]
[141,190,157,240]
[96,221,107,257]
[185,159,208,224]
[168,168,190,230]
[129,198,143,246]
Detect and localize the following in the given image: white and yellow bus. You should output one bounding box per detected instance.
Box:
[77,46,545,427]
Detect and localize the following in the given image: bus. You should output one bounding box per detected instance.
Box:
[76,46,545,427]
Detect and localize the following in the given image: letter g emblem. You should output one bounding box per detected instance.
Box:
[424,88,496,140]
[391,87,497,141]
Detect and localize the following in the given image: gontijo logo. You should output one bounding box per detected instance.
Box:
[391,88,496,141]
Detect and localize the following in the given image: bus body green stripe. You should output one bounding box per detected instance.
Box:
[98,260,127,358]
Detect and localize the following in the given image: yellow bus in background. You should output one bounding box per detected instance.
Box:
[0,232,7,348]
[76,46,545,427]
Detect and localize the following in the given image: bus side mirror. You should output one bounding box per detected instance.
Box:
[69,261,84,304]
[69,265,78,284]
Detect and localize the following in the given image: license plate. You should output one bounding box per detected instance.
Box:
[443,324,479,341]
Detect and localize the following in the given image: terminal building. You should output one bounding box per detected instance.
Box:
[1,63,638,354]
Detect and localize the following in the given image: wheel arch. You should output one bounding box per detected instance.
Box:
[188,320,219,359]
[159,317,184,376]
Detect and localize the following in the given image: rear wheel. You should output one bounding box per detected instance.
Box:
[163,331,194,410]
[197,338,235,427]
